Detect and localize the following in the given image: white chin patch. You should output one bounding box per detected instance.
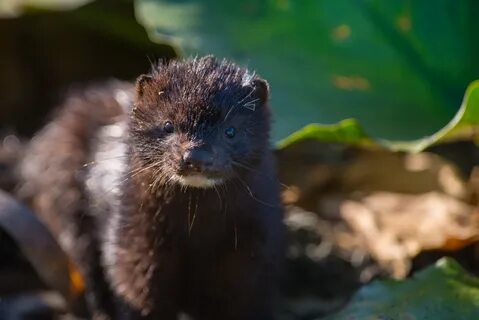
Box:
[177,175,221,188]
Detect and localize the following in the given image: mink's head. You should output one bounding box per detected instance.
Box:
[130,56,271,188]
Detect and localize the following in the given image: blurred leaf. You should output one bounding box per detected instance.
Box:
[136,0,479,141]
[325,258,479,320]
[277,118,375,149]
[279,80,479,152]
[0,191,73,301]
[0,0,92,17]
[339,192,478,278]
[394,79,479,152]
[280,142,479,278]
[277,119,375,149]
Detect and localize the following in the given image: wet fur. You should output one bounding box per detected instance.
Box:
[19,57,284,320]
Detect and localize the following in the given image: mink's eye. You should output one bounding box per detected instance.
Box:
[224,126,236,139]
[164,121,174,134]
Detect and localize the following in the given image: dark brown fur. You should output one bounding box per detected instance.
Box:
[19,56,284,320]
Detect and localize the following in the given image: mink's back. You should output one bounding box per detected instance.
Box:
[17,81,134,318]
[19,81,133,247]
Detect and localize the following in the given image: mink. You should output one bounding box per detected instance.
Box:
[18,56,284,320]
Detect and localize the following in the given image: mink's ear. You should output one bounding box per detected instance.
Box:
[199,55,219,66]
[241,78,269,111]
[251,78,269,105]
[135,74,154,98]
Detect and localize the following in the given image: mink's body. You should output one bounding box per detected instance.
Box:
[19,56,284,320]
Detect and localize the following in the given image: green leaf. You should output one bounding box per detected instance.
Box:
[135,0,479,141]
[278,80,479,152]
[326,258,479,320]
[277,118,376,149]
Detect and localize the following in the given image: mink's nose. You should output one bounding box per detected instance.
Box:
[181,147,214,172]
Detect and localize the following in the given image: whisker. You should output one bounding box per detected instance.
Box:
[223,104,237,123]
[235,175,279,208]
[236,86,255,106]
[188,194,199,233]
[82,155,129,168]
[213,185,223,211]
[188,193,192,236]
[231,160,289,189]
[100,161,160,197]
[234,223,238,251]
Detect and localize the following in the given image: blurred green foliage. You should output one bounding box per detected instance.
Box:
[4,0,478,145]
[327,258,479,320]
[136,0,479,142]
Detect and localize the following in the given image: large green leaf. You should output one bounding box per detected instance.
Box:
[325,258,479,320]
[136,0,479,141]
[278,80,479,152]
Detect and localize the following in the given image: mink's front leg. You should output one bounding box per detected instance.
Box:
[186,225,280,320]
[103,201,182,320]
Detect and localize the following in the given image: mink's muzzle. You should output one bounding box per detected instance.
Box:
[180,145,214,173]
[176,145,230,188]
[170,142,239,188]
